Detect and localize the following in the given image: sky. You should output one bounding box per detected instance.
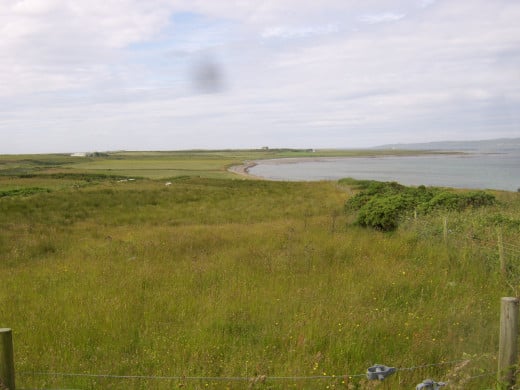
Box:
[1,0,519,154]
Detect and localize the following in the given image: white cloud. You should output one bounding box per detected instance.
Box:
[261,24,339,39]
[418,0,436,8]
[1,0,520,153]
[0,0,174,96]
[358,12,406,24]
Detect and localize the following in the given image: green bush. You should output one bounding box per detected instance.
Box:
[356,194,413,231]
[345,180,496,231]
[420,191,495,213]
[345,181,405,211]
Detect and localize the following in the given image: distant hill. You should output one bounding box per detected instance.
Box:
[374,138,520,152]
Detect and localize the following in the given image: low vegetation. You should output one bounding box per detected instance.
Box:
[0,187,51,198]
[0,152,518,389]
[343,180,496,231]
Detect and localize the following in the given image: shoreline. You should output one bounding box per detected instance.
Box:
[227,155,429,180]
[227,161,264,180]
[227,155,436,180]
[227,157,343,179]
[227,154,518,191]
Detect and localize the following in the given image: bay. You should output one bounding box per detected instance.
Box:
[248,151,520,191]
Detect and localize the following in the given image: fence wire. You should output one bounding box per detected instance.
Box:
[19,356,488,383]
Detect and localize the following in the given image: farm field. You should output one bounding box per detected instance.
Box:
[1,150,519,389]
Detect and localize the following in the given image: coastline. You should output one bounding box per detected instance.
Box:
[227,150,472,180]
[227,153,519,191]
[227,161,264,180]
[228,157,342,179]
[227,156,428,180]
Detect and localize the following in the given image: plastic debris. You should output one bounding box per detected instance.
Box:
[366,364,397,380]
[416,378,447,389]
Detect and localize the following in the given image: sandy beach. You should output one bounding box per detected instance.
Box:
[227,161,263,179]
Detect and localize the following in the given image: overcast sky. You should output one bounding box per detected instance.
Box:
[1,0,519,154]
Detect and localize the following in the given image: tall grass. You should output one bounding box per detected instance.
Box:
[0,174,518,389]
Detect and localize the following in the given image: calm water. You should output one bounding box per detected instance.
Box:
[249,151,520,191]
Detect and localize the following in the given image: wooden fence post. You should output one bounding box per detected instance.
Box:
[498,297,519,388]
[0,328,15,390]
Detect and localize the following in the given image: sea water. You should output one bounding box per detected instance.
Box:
[248,151,520,191]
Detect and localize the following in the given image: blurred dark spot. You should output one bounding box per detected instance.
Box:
[191,56,225,93]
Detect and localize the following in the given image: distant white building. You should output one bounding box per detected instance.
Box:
[70,151,108,157]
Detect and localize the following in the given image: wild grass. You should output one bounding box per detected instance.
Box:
[0,155,519,389]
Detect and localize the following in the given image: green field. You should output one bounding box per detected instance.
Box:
[0,150,519,389]
[0,149,456,180]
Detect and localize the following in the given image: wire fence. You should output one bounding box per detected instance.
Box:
[17,355,503,389]
[12,370,499,390]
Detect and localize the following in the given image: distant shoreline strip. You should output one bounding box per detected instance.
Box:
[228,161,263,179]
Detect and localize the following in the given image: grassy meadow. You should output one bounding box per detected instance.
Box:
[1,150,519,389]
[0,149,454,180]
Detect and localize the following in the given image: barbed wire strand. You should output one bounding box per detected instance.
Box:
[20,371,361,382]
[397,358,473,372]
[430,371,496,390]
[16,373,497,390]
[19,357,481,383]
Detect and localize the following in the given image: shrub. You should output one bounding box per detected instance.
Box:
[420,191,495,213]
[344,180,496,231]
[356,194,413,231]
[345,181,405,211]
